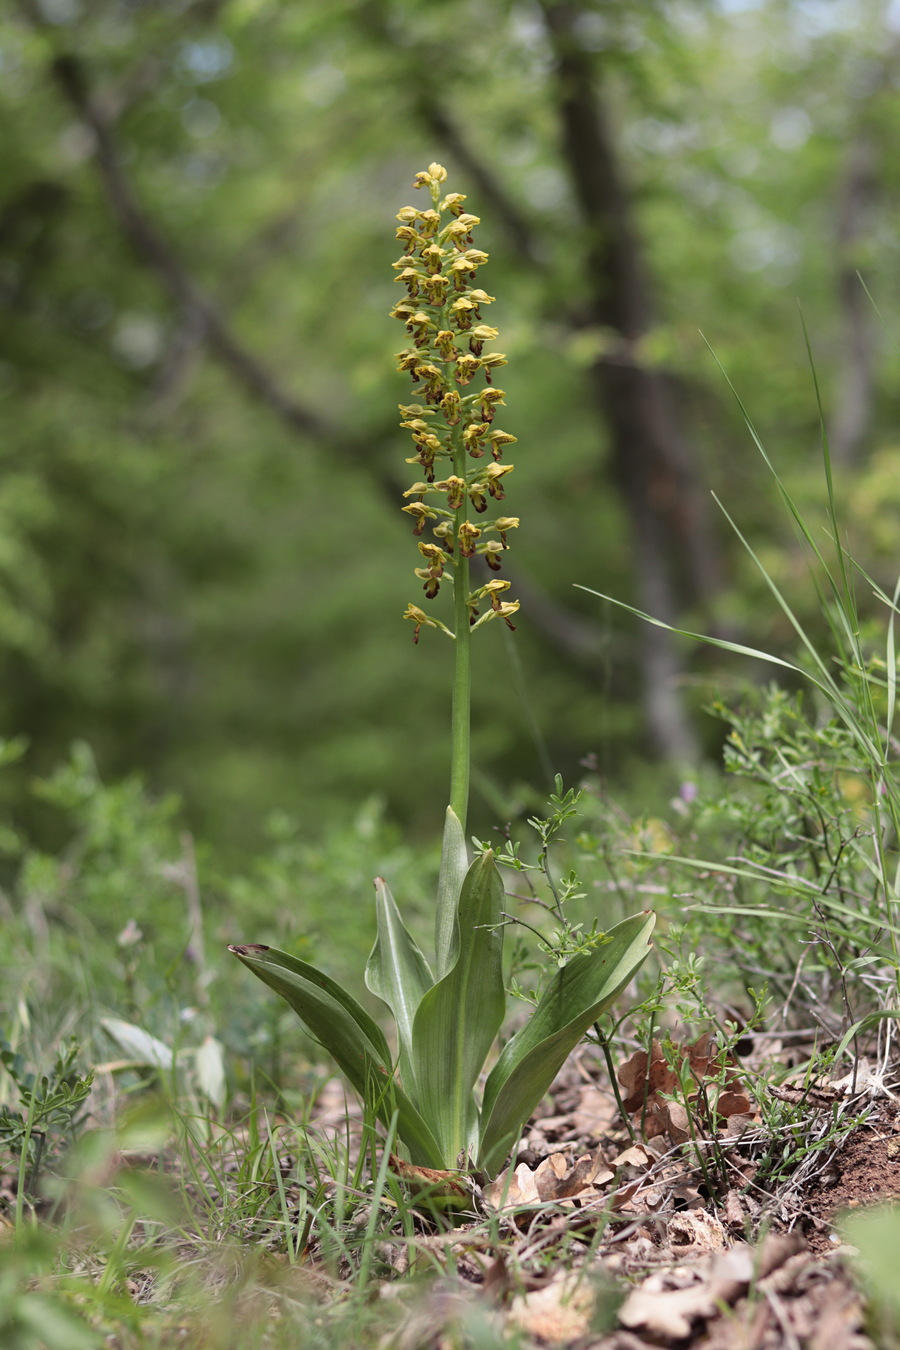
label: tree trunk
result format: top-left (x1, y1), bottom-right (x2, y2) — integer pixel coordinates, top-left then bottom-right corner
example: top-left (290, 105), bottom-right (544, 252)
top-left (540, 0), bottom-right (719, 761)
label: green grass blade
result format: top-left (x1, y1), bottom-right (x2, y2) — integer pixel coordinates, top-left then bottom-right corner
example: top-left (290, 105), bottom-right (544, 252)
top-left (411, 851), bottom-right (506, 1167)
top-left (576, 576), bottom-right (881, 765)
top-left (477, 911), bottom-right (655, 1177)
top-left (365, 876), bottom-right (433, 1090)
top-left (636, 852), bottom-right (900, 939)
top-left (798, 307), bottom-right (855, 607)
top-left (701, 335), bottom-right (845, 584)
top-left (575, 585), bottom-right (806, 675)
top-left (229, 943), bottom-right (443, 1167)
top-left (710, 493), bottom-right (838, 691)
top-left (434, 806), bottom-right (467, 980)
top-left (887, 575), bottom-right (900, 752)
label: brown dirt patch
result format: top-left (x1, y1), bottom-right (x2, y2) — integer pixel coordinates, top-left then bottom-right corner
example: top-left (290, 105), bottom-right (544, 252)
top-left (799, 1110), bottom-right (900, 1253)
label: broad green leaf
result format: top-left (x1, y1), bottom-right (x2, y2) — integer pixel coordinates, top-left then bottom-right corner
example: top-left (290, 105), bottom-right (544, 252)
top-left (195, 1035), bottom-right (226, 1110)
top-left (101, 1017), bottom-right (173, 1070)
top-left (411, 851), bottom-right (506, 1167)
top-left (365, 876), bottom-right (433, 1094)
top-left (229, 943), bottom-right (443, 1167)
top-left (15, 1294), bottom-right (98, 1350)
top-left (477, 911), bottom-right (655, 1177)
top-left (434, 806), bottom-right (468, 980)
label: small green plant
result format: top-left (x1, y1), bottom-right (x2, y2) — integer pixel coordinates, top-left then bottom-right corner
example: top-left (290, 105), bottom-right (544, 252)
top-left (0, 1037), bottom-right (93, 1206)
top-left (231, 164), bottom-right (654, 1184)
top-left (580, 334), bottom-right (900, 1091)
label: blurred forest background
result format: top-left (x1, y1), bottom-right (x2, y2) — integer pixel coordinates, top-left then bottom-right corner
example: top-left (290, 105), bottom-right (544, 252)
top-left (1, 0), bottom-right (899, 857)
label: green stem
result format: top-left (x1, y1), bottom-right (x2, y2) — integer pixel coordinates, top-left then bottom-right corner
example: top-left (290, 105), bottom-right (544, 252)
top-left (450, 528), bottom-right (471, 833)
top-left (444, 275), bottom-right (471, 835)
top-left (593, 1021), bottom-right (637, 1144)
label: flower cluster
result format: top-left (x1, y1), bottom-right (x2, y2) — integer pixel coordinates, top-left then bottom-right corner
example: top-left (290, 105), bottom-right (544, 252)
top-left (392, 163), bottom-right (520, 643)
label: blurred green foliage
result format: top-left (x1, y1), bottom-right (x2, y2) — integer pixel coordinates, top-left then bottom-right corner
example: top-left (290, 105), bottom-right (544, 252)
top-left (1, 0), bottom-right (899, 850)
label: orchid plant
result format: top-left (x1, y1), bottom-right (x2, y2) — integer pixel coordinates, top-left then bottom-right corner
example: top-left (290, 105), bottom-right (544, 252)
top-left (230, 164), bottom-right (655, 1186)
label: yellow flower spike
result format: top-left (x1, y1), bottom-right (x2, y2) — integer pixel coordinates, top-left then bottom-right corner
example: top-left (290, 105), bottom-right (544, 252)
top-left (414, 567), bottom-right (441, 599)
top-left (435, 330), bottom-right (459, 361)
top-left (442, 217), bottom-right (481, 246)
top-left (407, 313), bottom-right (436, 347)
top-left (438, 191), bottom-right (467, 215)
top-left (484, 516), bottom-right (519, 546)
top-left (405, 437), bottom-right (441, 480)
top-left (483, 462), bottom-right (514, 500)
top-left (402, 603), bottom-right (454, 644)
top-left (487, 429), bottom-right (517, 460)
top-left (469, 326), bottom-right (499, 358)
top-left (454, 354), bottom-right (481, 385)
top-left (471, 599), bottom-right (519, 633)
top-left (449, 256), bottom-right (480, 280)
top-left (439, 390), bottom-right (461, 425)
top-left (417, 209), bottom-right (441, 236)
top-left (478, 388), bottom-right (506, 421)
top-left (422, 274), bottom-right (451, 303)
top-left (449, 300), bottom-right (475, 331)
top-left (462, 423), bottom-right (489, 458)
top-left (394, 268), bottom-right (422, 296)
top-left (417, 541), bottom-right (447, 571)
top-left (480, 353), bottom-right (508, 382)
top-left (421, 244), bottom-right (446, 275)
top-left (474, 579), bottom-right (511, 606)
top-left (457, 521), bottom-right (481, 557)
top-left (475, 539), bottom-right (505, 571)
top-left (395, 224), bottom-right (422, 254)
top-left (395, 167), bottom-right (519, 655)
top-left (432, 475), bottom-right (465, 510)
top-left (400, 502), bottom-right (437, 535)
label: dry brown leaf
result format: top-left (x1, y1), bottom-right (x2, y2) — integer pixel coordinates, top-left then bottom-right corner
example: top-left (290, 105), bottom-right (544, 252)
top-left (533, 1151), bottom-right (568, 1199)
top-left (610, 1142), bottom-right (654, 1169)
top-left (388, 1154), bottom-right (470, 1205)
top-left (723, 1110), bottom-right (756, 1138)
top-left (667, 1209), bottom-right (727, 1253)
top-left (618, 1245), bottom-right (755, 1339)
top-left (506, 1272), bottom-right (594, 1343)
top-left (662, 1099), bottom-right (692, 1145)
top-left (484, 1161), bottom-right (540, 1209)
top-left (572, 1084), bottom-right (619, 1138)
top-left (488, 1148), bottom-right (616, 1209)
top-left (618, 1039), bottom-right (679, 1113)
top-left (723, 1188), bottom-right (746, 1229)
top-left (617, 1035), bottom-right (754, 1145)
